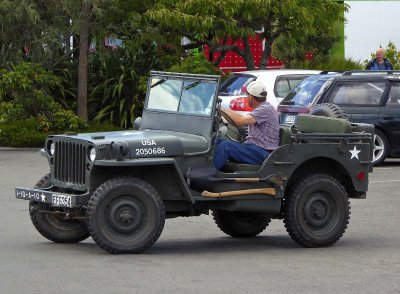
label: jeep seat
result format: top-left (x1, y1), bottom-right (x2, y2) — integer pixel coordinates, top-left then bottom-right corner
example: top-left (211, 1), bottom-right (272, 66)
top-left (221, 161), bottom-right (260, 173)
top-left (220, 125), bottom-right (292, 173)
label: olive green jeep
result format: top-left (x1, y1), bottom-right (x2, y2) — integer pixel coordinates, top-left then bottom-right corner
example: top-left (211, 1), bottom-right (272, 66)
top-left (15, 71), bottom-right (374, 254)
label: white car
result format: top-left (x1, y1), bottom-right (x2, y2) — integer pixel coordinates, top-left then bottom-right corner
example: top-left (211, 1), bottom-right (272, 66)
top-left (218, 69), bottom-right (321, 114)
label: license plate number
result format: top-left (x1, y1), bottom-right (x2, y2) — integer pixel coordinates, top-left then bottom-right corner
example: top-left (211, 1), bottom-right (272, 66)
top-left (283, 114), bottom-right (297, 124)
top-left (52, 194), bottom-right (72, 207)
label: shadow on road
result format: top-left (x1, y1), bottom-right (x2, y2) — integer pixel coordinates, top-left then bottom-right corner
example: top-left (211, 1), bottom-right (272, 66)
top-left (19, 235), bottom-right (365, 256)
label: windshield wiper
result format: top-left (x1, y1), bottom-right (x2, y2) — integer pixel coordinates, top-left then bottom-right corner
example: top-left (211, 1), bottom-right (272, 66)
top-left (184, 81), bottom-right (200, 90)
top-left (151, 78), bottom-right (167, 88)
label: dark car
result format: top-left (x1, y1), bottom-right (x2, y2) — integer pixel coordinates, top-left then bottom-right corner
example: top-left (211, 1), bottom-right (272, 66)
top-left (278, 71), bottom-right (400, 165)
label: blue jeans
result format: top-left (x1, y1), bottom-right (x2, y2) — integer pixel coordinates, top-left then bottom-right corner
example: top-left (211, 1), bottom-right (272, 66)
top-left (213, 139), bottom-right (270, 170)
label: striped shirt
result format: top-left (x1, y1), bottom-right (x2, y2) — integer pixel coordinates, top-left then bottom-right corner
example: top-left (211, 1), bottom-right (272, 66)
top-left (245, 101), bottom-right (280, 151)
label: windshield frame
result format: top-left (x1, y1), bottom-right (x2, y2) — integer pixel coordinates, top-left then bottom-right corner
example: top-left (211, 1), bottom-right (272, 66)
top-left (145, 74), bottom-right (219, 118)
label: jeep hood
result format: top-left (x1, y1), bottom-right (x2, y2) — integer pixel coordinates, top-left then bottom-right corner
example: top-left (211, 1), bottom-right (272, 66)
top-left (50, 130), bottom-right (209, 158)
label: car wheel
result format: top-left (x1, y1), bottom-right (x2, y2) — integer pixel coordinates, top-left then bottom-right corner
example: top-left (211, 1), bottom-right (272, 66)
top-left (310, 103), bottom-right (348, 119)
top-left (283, 173), bottom-right (350, 247)
top-left (87, 177), bottom-right (165, 254)
top-left (373, 129), bottom-right (389, 166)
top-left (212, 210), bottom-right (271, 238)
top-left (29, 174), bottom-right (90, 243)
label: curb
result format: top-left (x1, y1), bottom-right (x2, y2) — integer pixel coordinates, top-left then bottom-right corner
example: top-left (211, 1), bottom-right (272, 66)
top-left (0, 147), bottom-right (41, 151)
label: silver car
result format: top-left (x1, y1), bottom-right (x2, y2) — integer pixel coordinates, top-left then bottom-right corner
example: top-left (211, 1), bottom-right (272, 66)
top-left (218, 69), bottom-right (321, 114)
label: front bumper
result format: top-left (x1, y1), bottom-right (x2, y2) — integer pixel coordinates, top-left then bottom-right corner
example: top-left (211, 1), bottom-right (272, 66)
top-left (15, 187), bottom-right (90, 208)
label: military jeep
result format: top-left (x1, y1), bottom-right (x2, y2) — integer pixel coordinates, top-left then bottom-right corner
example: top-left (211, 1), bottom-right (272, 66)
top-left (15, 71), bottom-right (374, 254)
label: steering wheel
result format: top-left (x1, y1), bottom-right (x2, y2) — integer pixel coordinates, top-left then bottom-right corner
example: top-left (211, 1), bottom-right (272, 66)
top-left (219, 110), bottom-right (245, 143)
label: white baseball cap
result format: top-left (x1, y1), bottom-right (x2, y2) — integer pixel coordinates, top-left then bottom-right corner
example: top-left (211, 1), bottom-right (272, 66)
top-left (246, 81), bottom-right (267, 100)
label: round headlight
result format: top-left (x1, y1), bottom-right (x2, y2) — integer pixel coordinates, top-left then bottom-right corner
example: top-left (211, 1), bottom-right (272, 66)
top-left (89, 147), bottom-right (96, 162)
top-left (48, 142), bottom-right (55, 156)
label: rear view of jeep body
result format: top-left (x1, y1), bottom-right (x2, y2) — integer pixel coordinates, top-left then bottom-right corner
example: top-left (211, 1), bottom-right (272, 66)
top-left (15, 71), bottom-right (374, 254)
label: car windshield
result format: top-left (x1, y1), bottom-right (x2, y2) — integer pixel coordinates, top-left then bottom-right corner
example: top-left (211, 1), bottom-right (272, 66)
top-left (147, 77), bottom-right (217, 116)
top-left (219, 75), bottom-right (255, 96)
top-left (281, 76), bottom-right (334, 106)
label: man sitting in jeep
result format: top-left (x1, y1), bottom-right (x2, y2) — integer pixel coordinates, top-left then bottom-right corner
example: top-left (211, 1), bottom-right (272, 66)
top-left (213, 81), bottom-right (280, 169)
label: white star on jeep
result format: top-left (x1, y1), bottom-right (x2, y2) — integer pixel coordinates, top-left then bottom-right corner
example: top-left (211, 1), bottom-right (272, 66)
top-left (41, 193), bottom-right (46, 201)
top-left (349, 146), bottom-right (361, 160)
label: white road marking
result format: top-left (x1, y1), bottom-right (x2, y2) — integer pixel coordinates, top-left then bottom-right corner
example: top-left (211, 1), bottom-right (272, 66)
top-left (370, 180), bottom-right (400, 183)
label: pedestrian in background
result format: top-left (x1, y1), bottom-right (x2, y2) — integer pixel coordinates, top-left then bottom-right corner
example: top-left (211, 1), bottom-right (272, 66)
top-left (366, 48), bottom-right (394, 70)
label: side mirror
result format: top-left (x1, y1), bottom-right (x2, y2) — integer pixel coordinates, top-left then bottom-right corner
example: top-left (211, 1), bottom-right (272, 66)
top-left (133, 117), bottom-right (142, 130)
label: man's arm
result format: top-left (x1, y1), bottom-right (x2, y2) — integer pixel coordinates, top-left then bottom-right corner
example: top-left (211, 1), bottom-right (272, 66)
top-left (221, 109), bottom-right (256, 127)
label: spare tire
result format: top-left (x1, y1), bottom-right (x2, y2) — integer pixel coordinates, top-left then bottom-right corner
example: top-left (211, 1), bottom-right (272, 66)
top-left (310, 103), bottom-right (348, 120)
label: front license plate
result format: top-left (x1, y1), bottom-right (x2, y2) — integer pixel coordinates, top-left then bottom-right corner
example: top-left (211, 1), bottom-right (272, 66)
top-left (283, 114), bottom-right (297, 124)
top-left (52, 194), bottom-right (72, 208)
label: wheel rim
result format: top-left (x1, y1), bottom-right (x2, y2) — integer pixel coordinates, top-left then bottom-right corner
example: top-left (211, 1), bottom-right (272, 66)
top-left (109, 199), bottom-right (145, 234)
top-left (45, 214), bottom-right (84, 231)
top-left (300, 192), bottom-right (339, 235)
top-left (373, 134), bottom-right (385, 163)
top-left (101, 194), bottom-right (151, 242)
top-left (32, 203), bottom-right (83, 232)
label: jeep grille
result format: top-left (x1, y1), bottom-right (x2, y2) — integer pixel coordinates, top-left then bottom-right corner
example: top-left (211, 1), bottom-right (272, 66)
top-left (53, 141), bottom-right (87, 189)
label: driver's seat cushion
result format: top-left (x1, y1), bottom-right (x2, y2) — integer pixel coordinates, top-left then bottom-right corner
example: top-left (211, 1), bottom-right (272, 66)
top-left (221, 161), bottom-right (260, 173)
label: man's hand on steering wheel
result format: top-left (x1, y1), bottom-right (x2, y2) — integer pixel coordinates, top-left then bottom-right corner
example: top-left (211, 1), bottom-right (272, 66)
top-left (219, 109), bottom-right (246, 143)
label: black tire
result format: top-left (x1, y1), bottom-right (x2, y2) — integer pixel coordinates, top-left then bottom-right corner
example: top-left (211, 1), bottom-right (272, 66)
top-left (87, 177), bottom-right (165, 254)
top-left (29, 174), bottom-right (90, 243)
top-left (310, 103), bottom-right (348, 119)
top-left (212, 210), bottom-right (271, 238)
top-left (283, 173), bottom-right (350, 247)
top-left (373, 129), bottom-right (389, 166)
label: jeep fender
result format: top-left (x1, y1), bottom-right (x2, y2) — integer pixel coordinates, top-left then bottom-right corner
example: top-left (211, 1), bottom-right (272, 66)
top-left (93, 158), bottom-right (194, 204)
top-left (266, 143), bottom-right (371, 197)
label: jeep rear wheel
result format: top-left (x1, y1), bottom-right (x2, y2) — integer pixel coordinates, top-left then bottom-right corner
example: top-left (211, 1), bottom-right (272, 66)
top-left (87, 177), bottom-right (165, 254)
top-left (283, 173), bottom-right (350, 247)
top-left (212, 210), bottom-right (271, 238)
top-left (29, 174), bottom-right (90, 243)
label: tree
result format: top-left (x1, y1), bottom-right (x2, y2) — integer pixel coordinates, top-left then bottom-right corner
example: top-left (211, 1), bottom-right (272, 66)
top-left (0, 0), bottom-right (46, 67)
top-left (86, 0), bottom-right (181, 128)
top-left (0, 0), bottom-right (124, 119)
top-left (146, 0), bottom-right (345, 70)
top-left (62, 0), bottom-right (123, 120)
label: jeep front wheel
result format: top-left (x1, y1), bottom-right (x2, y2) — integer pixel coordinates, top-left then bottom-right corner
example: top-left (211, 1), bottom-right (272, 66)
top-left (212, 210), bottom-right (271, 238)
top-left (283, 173), bottom-right (350, 247)
top-left (29, 174), bottom-right (90, 243)
top-left (87, 177), bottom-right (165, 254)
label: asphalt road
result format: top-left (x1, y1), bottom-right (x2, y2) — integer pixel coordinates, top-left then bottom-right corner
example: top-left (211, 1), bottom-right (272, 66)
top-left (1, 149), bottom-right (399, 294)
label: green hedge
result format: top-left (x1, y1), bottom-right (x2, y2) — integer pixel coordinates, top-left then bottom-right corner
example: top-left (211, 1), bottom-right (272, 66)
top-left (0, 120), bottom-right (122, 148)
top-left (0, 119), bottom-right (46, 147)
